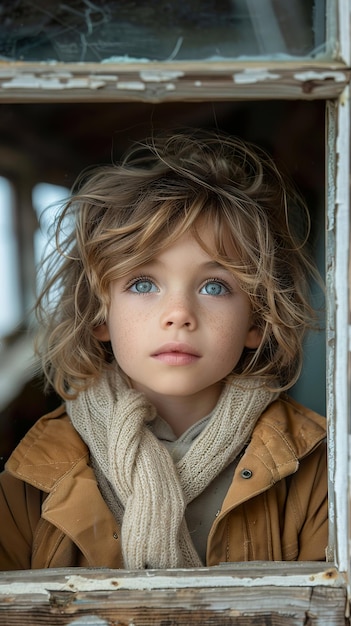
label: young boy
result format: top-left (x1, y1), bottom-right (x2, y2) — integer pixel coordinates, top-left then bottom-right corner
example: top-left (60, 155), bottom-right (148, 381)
top-left (0, 130), bottom-right (327, 570)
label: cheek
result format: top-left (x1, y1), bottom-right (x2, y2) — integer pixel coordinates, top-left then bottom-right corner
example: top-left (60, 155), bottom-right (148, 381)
top-left (107, 309), bottom-right (132, 356)
top-left (209, 307), bottom-right (251, 359)
top-left (107, 305), bottom-right (149, 362)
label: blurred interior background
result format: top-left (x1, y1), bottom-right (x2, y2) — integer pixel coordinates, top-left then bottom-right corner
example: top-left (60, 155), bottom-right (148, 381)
top-left (0, 99), bottom-right (326, 471)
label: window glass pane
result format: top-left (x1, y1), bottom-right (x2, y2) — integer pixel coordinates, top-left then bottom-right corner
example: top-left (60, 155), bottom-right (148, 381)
top-left (0, 177), bottom-right (21, 339)
top-left (0, 0), bottom-right (328, 63)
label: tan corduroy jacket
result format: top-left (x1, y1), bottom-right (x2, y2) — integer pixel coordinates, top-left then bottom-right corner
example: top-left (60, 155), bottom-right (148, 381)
top-left (0, 395), bottom-right (328, 570)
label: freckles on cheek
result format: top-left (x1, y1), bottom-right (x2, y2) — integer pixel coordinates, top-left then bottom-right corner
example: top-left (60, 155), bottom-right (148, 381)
top-left (209, 310), bottom-right (232, 338)
top-left (114, 318), bottom-right (134, 345)
top-left (213, 312), bottom-right (249, 354)
top-left (109, 308), bottom-right (145, 356)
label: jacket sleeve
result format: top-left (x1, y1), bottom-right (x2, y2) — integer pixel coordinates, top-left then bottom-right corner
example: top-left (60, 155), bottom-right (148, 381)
top-left (293, 441), bottom-right (328, 561)
top-left (0, 470), bottom-right (43, 570)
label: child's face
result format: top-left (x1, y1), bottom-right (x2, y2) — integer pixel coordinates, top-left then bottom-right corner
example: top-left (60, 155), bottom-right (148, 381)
top-left (96, 226), bottom-right (261, 420)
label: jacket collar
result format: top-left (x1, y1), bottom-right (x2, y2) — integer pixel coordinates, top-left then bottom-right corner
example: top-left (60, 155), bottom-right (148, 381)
top-left (7, 396), bottom-right (325, 493)
top-left (6, 405), bottom-right (88, 491)
top-left (6, 396), bottom-right (326, 565)
top-left (40, 455), bottom-right (122, 567)
top-left (220, 394), bottom-right (326, 513)
top-left (6, 406), bottom-right (122, 567)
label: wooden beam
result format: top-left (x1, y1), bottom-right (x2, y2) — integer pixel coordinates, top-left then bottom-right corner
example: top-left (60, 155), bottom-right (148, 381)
top-left (0, 61), bottom-right (349, 103)
top-left (0, 564), bottom-right (348, 625)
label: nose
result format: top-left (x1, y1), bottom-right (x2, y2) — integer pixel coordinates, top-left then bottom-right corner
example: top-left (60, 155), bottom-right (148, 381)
top-left (160, 295), bottom-right (197, 330)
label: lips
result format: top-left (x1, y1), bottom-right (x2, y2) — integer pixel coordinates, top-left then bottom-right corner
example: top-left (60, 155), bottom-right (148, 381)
top-left (153, 342), bottom-right (200, 356)
top-left (152, 342), bottom-right (201, 366)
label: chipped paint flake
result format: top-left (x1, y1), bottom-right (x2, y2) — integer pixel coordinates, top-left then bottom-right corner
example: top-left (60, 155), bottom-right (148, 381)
top-left (139, 70), bottom-right (184, 82)
top-left (43, 72), bottom-right (73, 79)
top-left (233, 69), bottom-right (280, 84)
top-left (65, 78), bottom-right (105, 89)
top-left (1, 73), bottom-right (105, 90)
top-left (294, 71), bottom-right (347, 82)
top-left (93, 74), bottom-right (119, 82)
top-left (116, 81), bottom-right (145, 90)
top-left (2, 74), bottom-right (63, 89)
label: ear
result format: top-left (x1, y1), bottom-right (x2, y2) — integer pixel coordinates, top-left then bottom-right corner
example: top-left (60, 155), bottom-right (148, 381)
top-left (244, 324), bottom-right (262, 350)
top-left (93, 323), bottom-right (110, 342)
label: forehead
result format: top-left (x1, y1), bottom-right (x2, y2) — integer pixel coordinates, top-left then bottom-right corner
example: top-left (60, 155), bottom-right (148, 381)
top-left (140, 222), bottom-right (240, 280)
top-left (187, 217), bottom-right (239, 262)
top-left (151, 229), bottom-right (219, 264)
top-left (157, 210), bottom-right (236, 252)
top-left (155, 221), bottom-right (219, 261)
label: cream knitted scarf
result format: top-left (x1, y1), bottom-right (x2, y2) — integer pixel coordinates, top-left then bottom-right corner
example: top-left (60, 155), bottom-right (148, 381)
top-left (66, 369), bottom-right (277, 570)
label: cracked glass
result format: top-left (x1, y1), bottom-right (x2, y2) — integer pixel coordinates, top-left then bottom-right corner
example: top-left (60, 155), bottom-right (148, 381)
top-left (0, 0), bottom-right (328, 63)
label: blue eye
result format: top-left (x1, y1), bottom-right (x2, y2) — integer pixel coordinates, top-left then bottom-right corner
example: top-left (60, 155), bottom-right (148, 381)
top-left (129, 279), bottom-right (158, 294)
top-left (201, 281), bottom-right (229, 296)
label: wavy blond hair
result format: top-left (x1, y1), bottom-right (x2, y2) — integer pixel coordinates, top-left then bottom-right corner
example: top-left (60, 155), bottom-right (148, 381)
top-left (35, 130), bottom-right (321, 398)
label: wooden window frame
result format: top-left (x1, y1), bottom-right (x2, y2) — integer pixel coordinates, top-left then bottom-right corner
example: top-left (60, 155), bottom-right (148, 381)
top-left (0, 1), bottom-right (350, 624)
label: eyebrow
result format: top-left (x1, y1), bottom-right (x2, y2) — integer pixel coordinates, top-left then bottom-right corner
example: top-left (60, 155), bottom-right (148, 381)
top-left (198, 260), bottom-right (235, 276)
top-left (142, 259), bottom-right (236, 282)
top-left (202, 261), bottom-right (228, 270)
top-left (139, 259), bottom-right (229, 272)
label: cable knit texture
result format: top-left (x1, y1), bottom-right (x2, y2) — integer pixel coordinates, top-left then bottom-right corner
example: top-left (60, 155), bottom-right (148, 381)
top-left (66, 368), bottom-right (277, 569)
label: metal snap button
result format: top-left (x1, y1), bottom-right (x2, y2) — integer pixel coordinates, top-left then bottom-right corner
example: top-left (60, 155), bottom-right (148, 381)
top-left (241, 468), bottom-right (253, 479)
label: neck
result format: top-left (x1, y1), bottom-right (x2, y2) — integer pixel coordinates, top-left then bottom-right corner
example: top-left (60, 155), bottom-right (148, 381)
top-left (132, 383), bottom-right (224, 437)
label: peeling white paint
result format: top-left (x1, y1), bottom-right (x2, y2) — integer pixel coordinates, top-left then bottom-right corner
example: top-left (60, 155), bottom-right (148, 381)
top-left (92, 74), bottom-right (119, 82)
top-left (2, 75), bottom-right (63, 89)
top-left (116, 81), bottom-right (145, 90)
top-left (294, 71), bottom-right (347, 82)
top-left (139, 70), bottom-right (184, 82)
top-left (42, 72), bottom-right (73, 79)
top-left (0, 582), bottom-right (53, 597)
top-left (332, 85), bottom-right (351, 576)
top-left (233, 69), bottom-right (280, 84)
top-left (0, 568), bottom-right (343, 597)
top-left (66, 618), bottom-right (109, 626)
top-left (194, 81), bottom-right (202, 87)
top-left (64, 78), bottom-right (106, 89)
top-left (61, 570), bottom-right (343, 591)
top-left (1, 74), bottom-right (105, 89)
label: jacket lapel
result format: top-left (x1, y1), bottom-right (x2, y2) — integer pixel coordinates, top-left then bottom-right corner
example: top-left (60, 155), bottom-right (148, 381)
top-left (41, 458), bottom-right (122, 567)
top-left (218, 395), bottom-right (326, 515)
top-left (6, 406), bottom-right (122, 567)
